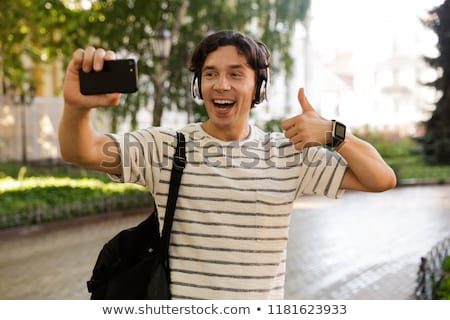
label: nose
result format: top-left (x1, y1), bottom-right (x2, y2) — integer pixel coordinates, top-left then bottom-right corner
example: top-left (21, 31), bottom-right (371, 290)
top-left (213, 74), bottom-right (231, 92)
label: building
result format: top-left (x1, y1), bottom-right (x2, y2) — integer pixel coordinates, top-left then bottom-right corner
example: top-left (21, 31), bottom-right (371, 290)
top-left (0, 61), bottom-right (64, 163)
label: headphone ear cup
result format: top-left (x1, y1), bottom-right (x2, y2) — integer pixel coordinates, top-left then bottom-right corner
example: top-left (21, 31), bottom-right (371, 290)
top-left (191, 75), bottom-right (202, 100)
top-left (258, 79), bottom-right (267, 104)
top-left (255, 68), bottom-right (270, 104)
top-left (254, 78), bottom-right (267, 104)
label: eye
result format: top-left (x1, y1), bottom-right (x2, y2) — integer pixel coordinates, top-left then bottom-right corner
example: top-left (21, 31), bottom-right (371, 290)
top-left (203, 71), bottom-right (217, 79)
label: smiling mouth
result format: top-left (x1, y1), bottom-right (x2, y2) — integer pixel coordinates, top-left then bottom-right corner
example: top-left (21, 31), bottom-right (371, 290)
top-left (213, 99), bottom-right (235, 108)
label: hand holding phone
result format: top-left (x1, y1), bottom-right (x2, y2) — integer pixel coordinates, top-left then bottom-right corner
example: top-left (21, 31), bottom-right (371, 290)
top-left (79, 59), bottom-right (138, 95)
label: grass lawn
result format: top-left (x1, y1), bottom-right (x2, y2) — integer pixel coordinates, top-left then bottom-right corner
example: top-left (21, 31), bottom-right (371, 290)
top-left (0, 162), bottom-right (152, 229)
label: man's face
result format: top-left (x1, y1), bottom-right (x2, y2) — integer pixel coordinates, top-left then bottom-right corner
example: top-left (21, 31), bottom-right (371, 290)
top-left (201, 45), bottom-right (257, 140)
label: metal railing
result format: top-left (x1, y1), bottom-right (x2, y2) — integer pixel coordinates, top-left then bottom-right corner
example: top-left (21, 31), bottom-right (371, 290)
top-left (416, 236), bottom-right (450, 299)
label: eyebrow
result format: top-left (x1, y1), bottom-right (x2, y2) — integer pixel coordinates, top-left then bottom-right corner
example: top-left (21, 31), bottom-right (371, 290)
top-left (202, 64), bottom-right (249, 72)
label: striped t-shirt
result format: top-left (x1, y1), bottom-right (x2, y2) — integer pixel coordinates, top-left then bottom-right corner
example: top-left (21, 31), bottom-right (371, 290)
top-left (108, 123), bottom-right (347, 299)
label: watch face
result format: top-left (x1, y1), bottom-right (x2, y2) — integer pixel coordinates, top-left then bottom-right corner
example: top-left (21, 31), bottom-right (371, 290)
top-left (335, 123), bottom-right (346, 138)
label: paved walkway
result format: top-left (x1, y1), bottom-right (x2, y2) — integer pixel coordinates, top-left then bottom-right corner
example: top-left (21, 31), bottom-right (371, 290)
top-left (0, 185), bottom-right (449, 299)
top-left (285, 184), bottom-right (450, 299)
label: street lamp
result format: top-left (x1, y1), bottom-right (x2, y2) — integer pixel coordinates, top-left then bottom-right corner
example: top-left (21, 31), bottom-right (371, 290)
top-left (150, 27), bottom-right (172, 126)
top-left (6, 83), bottom-right (35, 164)
top-left (151, 27), bottom-right (172, 60)
top-left (21, 85), bottom-right (35, 164)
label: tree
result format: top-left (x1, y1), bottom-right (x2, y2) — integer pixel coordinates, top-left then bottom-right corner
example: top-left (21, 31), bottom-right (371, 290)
top-left (421, 0), bottom-right (450, 164)
top-left (83, 0), bottom-right (311, 129)
top-left (76, 0), bottom-right (186, 130)
top-left (0, 0), bottom-right (96, 96)
top-left (1, 0), bottom-right (311, 130)
top-left (167, 0), bottom-right (311, 125)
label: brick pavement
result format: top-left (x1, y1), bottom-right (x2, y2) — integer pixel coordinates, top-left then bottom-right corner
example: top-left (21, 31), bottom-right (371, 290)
top-left (0, 185), bottom-right (449, 299)
top-left (285, 184), bottom-right (450, 299)
top-left (0, 210), bottom-right (149, 300)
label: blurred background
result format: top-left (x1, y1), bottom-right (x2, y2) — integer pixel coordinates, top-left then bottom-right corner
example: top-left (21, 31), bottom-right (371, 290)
top-left (1, 0), bottom-right (450, 300)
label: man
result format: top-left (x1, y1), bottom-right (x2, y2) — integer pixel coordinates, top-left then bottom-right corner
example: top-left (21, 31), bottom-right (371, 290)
top-left (59, 30), bottom-right (396, 299)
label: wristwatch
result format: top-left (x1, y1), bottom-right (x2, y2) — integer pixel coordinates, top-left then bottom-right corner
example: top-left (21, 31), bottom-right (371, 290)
top-left (326, 120), bottom-right (346, 151)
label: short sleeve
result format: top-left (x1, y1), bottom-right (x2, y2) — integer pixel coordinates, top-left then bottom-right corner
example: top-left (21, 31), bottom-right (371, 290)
top-left (298, 147), bottom-right (348, 199)
top-left (105, 132), bottom-right (150, 187)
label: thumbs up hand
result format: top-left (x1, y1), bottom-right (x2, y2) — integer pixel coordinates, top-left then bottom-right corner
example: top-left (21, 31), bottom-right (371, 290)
top-left (281, 88), bottom-right (332, 150)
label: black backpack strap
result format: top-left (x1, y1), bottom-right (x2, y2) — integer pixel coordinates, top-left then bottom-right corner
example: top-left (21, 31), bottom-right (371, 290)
top-left (161, 131), bottom-right (185, 262)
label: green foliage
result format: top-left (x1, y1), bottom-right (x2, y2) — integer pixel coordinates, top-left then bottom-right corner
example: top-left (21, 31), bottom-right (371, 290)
top-left (420, 0), bottom-right (450, 165)
top-left (0, 176), bottom-right (147, 215)
top-left (420, 133), bottom-right (450, 165)
top-left (1, 0), bottom-right (311, 129)
top-left (442, 256), bottom-right (450, 272)
top-left (352, 128), bottom-right (450, 181)
top-left (0, 162), bottom-right (107, 180)
top-left (352, 128), bottom-right (419, 160)
top-left (0, 0), bottom-right (92, 93)
top-left (434, 256), bottom-right (450, 300)
top-left (264, 118), bottom-right (284, 132)
top-left (192, 100), bottom-right (209, 123)
top-left (0, 163), bottom-right (150, 229)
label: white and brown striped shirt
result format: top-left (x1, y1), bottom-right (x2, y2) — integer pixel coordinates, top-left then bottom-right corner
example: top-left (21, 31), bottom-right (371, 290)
top-left (108, 123), bottom-right (347, 299)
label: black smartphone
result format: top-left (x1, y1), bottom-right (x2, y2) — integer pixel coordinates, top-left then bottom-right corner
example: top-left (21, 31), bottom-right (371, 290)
top-left (79, 59), bottom-right (138, 95)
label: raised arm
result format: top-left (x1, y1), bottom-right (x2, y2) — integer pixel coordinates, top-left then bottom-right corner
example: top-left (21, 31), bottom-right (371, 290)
top-left (282, 88), bottom-right (397, 192)
top-left (59, 47), bottom-right (122, 174)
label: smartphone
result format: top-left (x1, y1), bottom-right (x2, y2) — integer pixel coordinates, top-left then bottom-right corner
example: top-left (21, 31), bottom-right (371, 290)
top-left (79, 59), bottom-right (138, 95)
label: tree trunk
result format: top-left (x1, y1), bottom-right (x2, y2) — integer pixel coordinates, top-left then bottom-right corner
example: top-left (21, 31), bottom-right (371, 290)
top-left (151, 0), bottom-right (189, 127)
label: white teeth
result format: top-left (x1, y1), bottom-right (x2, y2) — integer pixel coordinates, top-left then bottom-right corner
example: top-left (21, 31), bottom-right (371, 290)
top-left (214, 100), bottom-right (234, 104)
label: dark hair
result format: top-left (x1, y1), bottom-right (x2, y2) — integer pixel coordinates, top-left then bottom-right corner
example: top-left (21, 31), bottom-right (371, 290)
top-left (189, 30), bottom-right (271, 104)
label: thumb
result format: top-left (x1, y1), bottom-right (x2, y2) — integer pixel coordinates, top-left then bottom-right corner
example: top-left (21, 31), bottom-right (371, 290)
top-left (298, 87), bottom-right (315, 113)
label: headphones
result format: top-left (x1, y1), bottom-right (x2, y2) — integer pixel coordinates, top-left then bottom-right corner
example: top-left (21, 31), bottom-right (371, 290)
top-left (191, 74), bottom-right (202, 100)
top-left (191, 68), bottom-right (270, 105)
